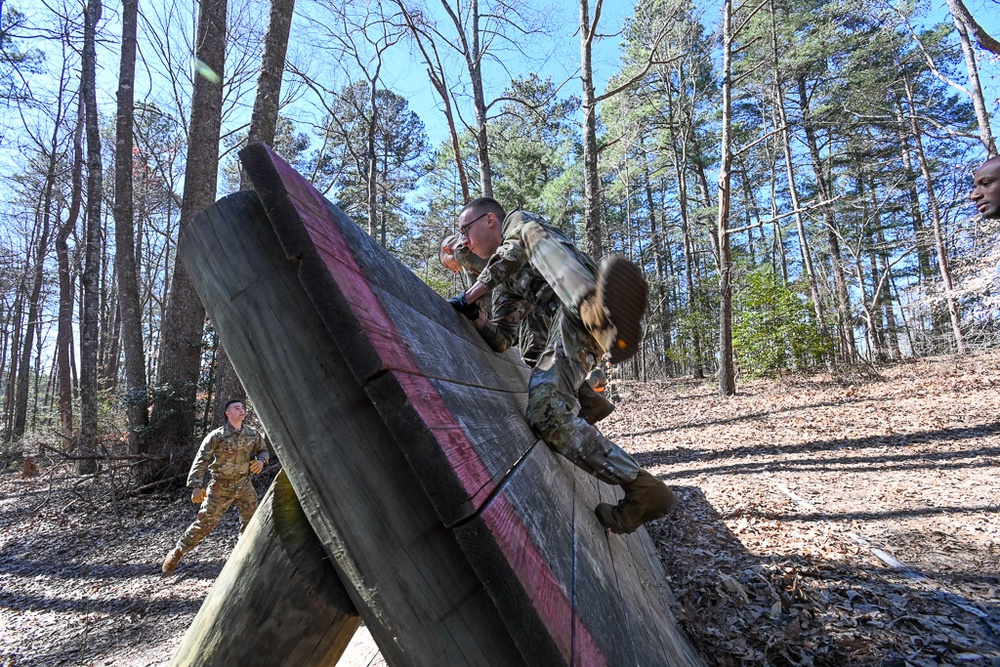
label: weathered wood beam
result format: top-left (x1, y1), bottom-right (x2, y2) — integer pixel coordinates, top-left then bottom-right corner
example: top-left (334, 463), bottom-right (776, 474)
top-left (170, 469), bottom-right (360, 666)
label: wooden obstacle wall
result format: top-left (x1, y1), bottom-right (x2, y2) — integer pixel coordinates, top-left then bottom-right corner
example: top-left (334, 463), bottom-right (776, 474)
top-left (176, 143), bottom-right (703, 666)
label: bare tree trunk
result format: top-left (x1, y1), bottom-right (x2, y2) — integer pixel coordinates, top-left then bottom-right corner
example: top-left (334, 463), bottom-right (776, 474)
top-left (79, 0), bottom-right (104, 474)
top-left (438, 0), bottom-right (492, 197)
top-left (114, 0), bottom-right (148, 452)
top-left (579, 0), bottom-right (603, 259)
top-left (903, 78), bottom-right (967, 354)
top-left (218, 0), bottom-right (297, 427)
top-left (55, 100), bottom-right (83, 437)
top-left (716, 0), bottom-right (735, 396)
top-left (147, 0), bottom-right (227, 475)
top-left (769, 1), bottom-right (823, 326)
top-left (397, 4), bottom-right (470, 202)
top-left (945, 0), bottom-right (998, 154)
top-left (796, 76), bottom-right (856, 363)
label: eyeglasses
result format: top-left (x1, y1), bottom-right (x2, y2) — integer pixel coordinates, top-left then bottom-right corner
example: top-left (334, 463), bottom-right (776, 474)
top-left (459, 212), bottom-right (489, 237)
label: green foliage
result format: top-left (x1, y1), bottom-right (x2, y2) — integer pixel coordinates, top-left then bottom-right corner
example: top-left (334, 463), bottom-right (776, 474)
top-left (733, 267), bottom-right (832, 377)
top-left (1, 6), bottom-right (44, 104)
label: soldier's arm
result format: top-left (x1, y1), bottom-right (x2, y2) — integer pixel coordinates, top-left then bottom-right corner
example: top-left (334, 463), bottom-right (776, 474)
top-left (251, 431), bottom-right (269, 464)
top-left (185, 432), bottom-right (216, 489)
top-left (476, 291), bottom-right (525, 354)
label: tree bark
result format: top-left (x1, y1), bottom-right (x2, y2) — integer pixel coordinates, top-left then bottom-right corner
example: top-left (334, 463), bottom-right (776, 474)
top-left (147, 0), bottom-right (227, 474)
top-left (580, 0), bottom-right (603, 258)
top-left (55, 100), bottom-right (84, 437)
top-left (796, 75), bottom-right (856, 363)
top-left (114, 0), bottom-right (149, 452)
top-left (945, 0), bottom-right (997, 155)
top-left (217, 0), bottom-right (297, 428)
top-left (903, 78), bottom-right (967, 354)
top-left (716, 0), bottom-right (735, 396)
top-left (79, 0), bottom-right (104, 474)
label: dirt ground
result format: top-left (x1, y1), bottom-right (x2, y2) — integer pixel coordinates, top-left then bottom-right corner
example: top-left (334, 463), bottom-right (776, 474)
top-left (1, 352), bottom-right (998, 666)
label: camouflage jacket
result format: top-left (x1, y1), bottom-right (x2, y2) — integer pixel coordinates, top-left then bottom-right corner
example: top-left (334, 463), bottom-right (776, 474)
top-left (474, 211), bottom-right (597, 365)
top-left (186, 422), bottom-right (269, 489)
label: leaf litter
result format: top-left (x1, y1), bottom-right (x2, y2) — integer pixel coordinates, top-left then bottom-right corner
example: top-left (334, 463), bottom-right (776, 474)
top-left (1, 352), bottom-right (998, 666)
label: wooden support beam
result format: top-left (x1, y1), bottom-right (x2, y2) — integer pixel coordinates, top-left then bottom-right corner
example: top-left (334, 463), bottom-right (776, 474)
top-left (176, 144), bottom-right (704, 666)
top-left (170, 469), bottom-right (360, 666)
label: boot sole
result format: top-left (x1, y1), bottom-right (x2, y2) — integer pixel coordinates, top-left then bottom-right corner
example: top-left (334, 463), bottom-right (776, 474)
top-left (597, 256), bottom-right (648, 363)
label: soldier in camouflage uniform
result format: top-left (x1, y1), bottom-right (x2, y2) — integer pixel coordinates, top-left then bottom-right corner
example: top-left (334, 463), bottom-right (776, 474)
top-left (441, 233), bottom-right (614, 425)
top-left (448, 198), bottom-right (677, 534)
top-left (162, 400), bottom-right (270, 575)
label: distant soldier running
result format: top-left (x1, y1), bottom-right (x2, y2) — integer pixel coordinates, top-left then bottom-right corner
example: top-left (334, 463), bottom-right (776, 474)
top-left (162, 400), bottom-right (269, 575)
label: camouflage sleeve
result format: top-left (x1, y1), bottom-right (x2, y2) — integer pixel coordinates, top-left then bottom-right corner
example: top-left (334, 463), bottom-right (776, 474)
top-left (474, 236), bottom-right (529, 293)
top-left (453, 245), bottom-right (487, 277)
top-left (252, 431), bottom-right (269, 463)
top-left (186, 431), bottom-right (217, 488)
top-left (477, 290), bottom-right (527, 354)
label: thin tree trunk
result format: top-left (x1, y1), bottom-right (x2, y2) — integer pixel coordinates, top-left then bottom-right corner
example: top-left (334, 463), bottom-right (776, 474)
top-left (580, 0), bottom-right (603, 259)
top-left (945, 0), bottom-right (997, 154)
top-left (796, 75), bottom-right (856, 363)
top-left (903, 78), bottom-right (967, 354)
top-left (55, 99), bottom-right (83, 437)
top-left (716, 0), bottom-right (736, 396)
top-left (114, 0), bottom-right (149, 451)
top-left (146, 0), bottom-right (227, 475)
top-left (79, 0), bottom-right (104, 474)
top-left (218, 0), bottom-right (296, 428)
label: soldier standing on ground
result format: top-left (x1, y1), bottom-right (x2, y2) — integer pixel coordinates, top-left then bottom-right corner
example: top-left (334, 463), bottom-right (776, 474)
top-left (162, 400), bottom-right (269, 575)
top-left (447, 198), bottom-right (677, 534)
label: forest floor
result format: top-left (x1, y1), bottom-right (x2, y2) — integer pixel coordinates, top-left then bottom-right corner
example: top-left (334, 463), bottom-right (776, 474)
top-left (0, 351), bottom-right (998, 666)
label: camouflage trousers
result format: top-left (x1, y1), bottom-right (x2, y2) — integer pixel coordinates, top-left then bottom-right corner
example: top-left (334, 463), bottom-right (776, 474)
top-left (175, 478), bottom-right (258, 554)
top-left (526, 309), bottom-right (640, 486)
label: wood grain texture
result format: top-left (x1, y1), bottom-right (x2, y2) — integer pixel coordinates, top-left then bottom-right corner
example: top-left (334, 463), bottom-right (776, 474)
top-left (170, 469), bottom-right (360, 666)
top-left (179, 192), bottom-right (527, 666)
top-left (179, 146), bottom-right (705, 666)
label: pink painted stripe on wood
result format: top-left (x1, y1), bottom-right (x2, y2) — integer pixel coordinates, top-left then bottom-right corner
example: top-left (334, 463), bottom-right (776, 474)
top-left (256, 145), bottom-right (606, 666)
top-left (483, 494), bottom-right (607, 666)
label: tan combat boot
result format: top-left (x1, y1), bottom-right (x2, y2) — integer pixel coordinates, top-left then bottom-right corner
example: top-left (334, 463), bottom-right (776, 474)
top-left (579, 255), bottom-right (648, 364)
top-left (162, 547), bottom-right (183, 576)
top-left (595, 470), bottom-right (678, 534)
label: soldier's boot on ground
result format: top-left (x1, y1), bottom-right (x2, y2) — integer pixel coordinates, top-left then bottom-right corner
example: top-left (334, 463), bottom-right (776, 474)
top-left (577, 385), bottom-right (615, 424)
top-left (579, 255), bottom-right (649, 364)
top-left (595, 469), bottom-right (678, 534)
top-left (162, 547), bottom-right (183, 576)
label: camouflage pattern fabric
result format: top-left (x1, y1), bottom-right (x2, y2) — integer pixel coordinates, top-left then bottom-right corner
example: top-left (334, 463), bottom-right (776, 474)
top-left (176, 478), bottom-right (260, 552)
top-left (473, 211), bottom-right (639, 485)
top-left (175, 423), bottom-right (269, 554)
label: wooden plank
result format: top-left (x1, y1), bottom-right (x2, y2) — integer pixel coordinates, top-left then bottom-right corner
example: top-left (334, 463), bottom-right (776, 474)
top-left (235, 144), bottom-right (704, 665)
top-left (179, 191), bottom-right (528, 666)
top-left (170, 469), bottom-right (360, 666)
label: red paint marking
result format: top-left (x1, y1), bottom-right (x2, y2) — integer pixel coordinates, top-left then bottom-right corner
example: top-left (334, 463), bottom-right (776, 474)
top-left (484, 494), bottom-right (607, 666)
top-left (255, 146), bottom-right (607, 665)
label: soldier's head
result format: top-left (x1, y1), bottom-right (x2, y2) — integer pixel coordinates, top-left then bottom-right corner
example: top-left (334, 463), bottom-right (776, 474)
top-left (439, 234), bottom-right (463, 274)
top-left (458, 197), bottom-right (506, 259)
top-left (971, 155), bottom-right (1000, 220)
top-left (224, 400), bottom-right (246, 427)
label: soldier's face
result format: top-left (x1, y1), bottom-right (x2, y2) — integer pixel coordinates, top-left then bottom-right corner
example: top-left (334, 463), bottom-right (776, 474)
top-left (225, 403), bottom-right (245, 422)
top-left (971, 158), bottom-right (1000, 220)
top-left (459, 209), bottom-right (500, 259)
